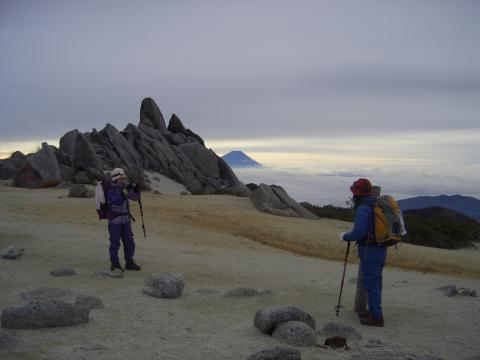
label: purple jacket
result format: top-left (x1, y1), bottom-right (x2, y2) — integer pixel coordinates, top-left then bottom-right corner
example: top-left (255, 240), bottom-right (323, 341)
top-left (106, 182), bottom-right (139, 224)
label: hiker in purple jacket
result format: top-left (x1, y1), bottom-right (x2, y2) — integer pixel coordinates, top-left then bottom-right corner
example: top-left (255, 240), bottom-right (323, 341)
top-left (107, 168), bottom-right (141, 271)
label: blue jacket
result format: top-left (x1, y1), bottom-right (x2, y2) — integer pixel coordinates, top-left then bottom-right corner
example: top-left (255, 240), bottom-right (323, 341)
top-left (343, 195), bottom-right (375, 244)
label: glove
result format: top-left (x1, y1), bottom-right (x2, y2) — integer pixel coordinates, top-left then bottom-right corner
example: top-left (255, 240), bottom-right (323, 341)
top-left (126, 182), bottom-right (139, 192)
top-left (339, 232), bottom-right (348, 241)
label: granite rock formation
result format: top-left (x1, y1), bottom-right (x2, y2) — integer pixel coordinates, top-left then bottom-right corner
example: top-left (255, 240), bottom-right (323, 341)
top-left (1, 98), bottom-right (246, 195)
top-left (250, 184), bottom-right (317, 219)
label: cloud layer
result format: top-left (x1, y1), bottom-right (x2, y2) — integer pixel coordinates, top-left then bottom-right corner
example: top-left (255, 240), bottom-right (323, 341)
top-left (235, 167), bottom-right (480, 206)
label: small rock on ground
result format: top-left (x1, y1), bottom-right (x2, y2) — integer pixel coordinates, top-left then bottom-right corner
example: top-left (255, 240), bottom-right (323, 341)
top-left (1, 246), bottom-right (24, 260)
top-left (437, 285), bottom-right (478, 297)
top-left (50, 266), bottom-right (76, 277)
top-left (247, 346), bottom-right (302, 360)
top-left (457, 287), bottom-right (478, 297)
top-left (272, 321), bottom-right (316, 347)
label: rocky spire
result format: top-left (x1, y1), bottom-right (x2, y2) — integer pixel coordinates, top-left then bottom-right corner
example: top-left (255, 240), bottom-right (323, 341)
top-left (139, 97), bottom-right (166, 132)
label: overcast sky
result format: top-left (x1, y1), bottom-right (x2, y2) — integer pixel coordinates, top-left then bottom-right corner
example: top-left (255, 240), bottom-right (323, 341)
top-left (1, 0), bottom-right (479, 199)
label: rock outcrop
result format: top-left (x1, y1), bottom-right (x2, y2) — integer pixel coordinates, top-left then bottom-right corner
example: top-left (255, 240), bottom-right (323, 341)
top-left (250, 184), bottom-right (317, 219)
top-left (12, 143), bottom-right (62, 188)
top-left (2, 98), bottom-right (245, 194)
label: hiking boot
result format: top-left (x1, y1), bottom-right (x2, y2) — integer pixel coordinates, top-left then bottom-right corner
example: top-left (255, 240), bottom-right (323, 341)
top-left (360, 315), bottom-right (384, 327)
top-left (110, 263), bottom-right (125, 272)
top-left (125, 259), bottom-right (141, 271)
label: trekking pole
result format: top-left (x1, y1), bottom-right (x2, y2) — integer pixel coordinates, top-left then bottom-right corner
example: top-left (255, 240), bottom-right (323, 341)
top-left (137, 191), bottom-right (147, 239)
top-left (335, 241), bottom-right (351, 316)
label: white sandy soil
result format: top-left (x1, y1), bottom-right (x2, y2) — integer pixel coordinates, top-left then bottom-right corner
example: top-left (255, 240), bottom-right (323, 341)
top-left (0, 185), bottom-right (479, 360)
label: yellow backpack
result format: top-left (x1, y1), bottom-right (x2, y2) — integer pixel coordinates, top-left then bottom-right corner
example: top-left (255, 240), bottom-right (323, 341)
top-left (370, 195), bottom-right (406, 247)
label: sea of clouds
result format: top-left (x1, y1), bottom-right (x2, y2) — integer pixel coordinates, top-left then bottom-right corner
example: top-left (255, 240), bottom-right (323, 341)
top-left (235, 167), bottom-right (480, 207)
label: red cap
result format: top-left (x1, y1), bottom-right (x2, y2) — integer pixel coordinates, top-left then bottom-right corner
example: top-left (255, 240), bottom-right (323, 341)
top-left (350, 178), bottom-right (372, 196)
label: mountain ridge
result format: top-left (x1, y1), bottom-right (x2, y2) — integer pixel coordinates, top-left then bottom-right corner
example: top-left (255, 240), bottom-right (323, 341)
top-left (398, 194), bottom-right (480, 222)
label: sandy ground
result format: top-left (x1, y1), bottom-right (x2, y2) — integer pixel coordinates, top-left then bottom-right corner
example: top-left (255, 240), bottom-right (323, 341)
top-left (0, 185), bottom-right (479, 360)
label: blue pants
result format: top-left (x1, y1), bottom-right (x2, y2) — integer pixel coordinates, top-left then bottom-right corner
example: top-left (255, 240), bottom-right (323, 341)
top-left (108, 222), bottom-right (135, 265)
top-left (358, 244), bottom-right (387, 319)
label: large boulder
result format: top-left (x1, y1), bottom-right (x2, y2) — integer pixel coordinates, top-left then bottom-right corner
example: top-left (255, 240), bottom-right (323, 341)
top-left (251, 184), bottom-right (317, 219)
top-left (272, 321), bottom-right (316, 347)
top-left (143, 273), bottom-right (185, 299)
top-left (12, 143), bottom-right (62, 188)
top-left (0, 154), bottom-right (26, 180)
top-left (254, 305), bottom-right (316, 335)
top-left (139, 97), bottom-right (166, 132)
top-left (1, 301), bottom-right (89, 329)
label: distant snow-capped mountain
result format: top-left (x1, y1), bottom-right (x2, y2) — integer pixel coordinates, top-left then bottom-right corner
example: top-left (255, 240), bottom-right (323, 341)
top-left (221, 151), bottom-right (262, 168)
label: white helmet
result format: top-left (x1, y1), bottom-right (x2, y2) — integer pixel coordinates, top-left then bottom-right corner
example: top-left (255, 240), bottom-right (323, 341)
top-left (111, 168), bottom-right (126, 182)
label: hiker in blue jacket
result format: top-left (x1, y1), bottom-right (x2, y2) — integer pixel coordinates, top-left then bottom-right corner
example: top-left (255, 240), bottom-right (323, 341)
top-left (107, 168), bottom-right (141, 272)
top-left (342, 178), bottom-right (387, 327)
